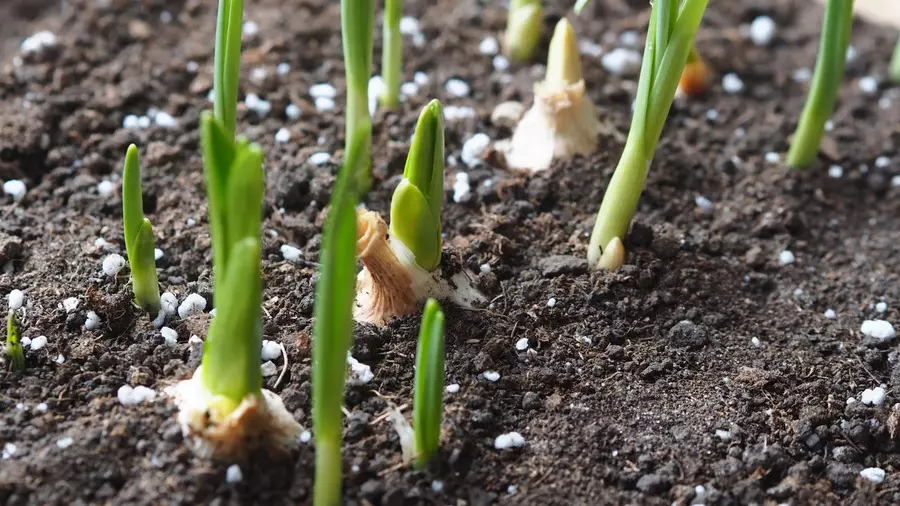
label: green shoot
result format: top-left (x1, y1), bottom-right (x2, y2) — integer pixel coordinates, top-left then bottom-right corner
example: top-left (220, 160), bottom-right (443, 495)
top-left (122, 145), bottom-right (161, 315)
top-left (389, 99), bottom-right (445, 272)
top-left (413, 299), bottom-right (446, 468)
top-left (786, 0), bottom-right (853, 170)
top-left (889, 33), bottom-right (900, 84)
top-left (505, 0), bottom-right (542, 62)
top-left (198, 112), bottom-right (265, 416)
top-left (213, 0), bottom-right (244, 139)
top-left (573, 0), bottom-right (591, 15)
top-left (341, 0), bottom-right (375, 192)
top-left (6, 310), bottom-right (24, 372)
top-left (588, 0), bottom-right (709, 270)
top-left (381, 0), bottom-right (403, 108)
top-left (312, 121), bottom-right (371, 506)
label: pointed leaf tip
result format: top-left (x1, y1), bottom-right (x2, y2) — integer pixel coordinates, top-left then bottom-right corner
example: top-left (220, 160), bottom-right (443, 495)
top-left (546, 18), bottom-right (582, 86)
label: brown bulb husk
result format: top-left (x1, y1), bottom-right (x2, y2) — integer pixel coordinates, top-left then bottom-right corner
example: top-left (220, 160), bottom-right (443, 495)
top-left (354, 210), bottom-right (417, 326)
top-left (170, 369), bottom-right (302, 461)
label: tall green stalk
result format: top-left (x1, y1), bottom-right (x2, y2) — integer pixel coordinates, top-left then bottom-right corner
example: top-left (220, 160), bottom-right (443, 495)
top-left (888, 34), bottom-right (900, 84)
top-left (413, 299), bottom-right (445, 468)
top-left (122, 145), bottom-right (161, 315)
top-left (312, 122), bottom-right (371, 506)
top-left (213, 0), bottom-right (244, 140)
top-left (198, 113), bottom-right (265, 416)
top-left (786, 0), bottom-right (853, 170)
top-left (587, 0), bottom-right (709, 269)
top-left (381, 0), bottom-right (402, 108)
top-left (341, 0), bottom-right (375, 192)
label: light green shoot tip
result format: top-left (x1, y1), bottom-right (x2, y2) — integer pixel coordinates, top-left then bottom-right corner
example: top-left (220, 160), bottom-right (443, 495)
top-left (505, 0), bottom-right (543, 62)
top-left (7, 310), bottom-right (24, 372)
top-left (390, 100), bottom-right (445, 272)
top-left (122, 145), bottom-right (161, 315)
top-left (413, 299), bottom-right (446, 468)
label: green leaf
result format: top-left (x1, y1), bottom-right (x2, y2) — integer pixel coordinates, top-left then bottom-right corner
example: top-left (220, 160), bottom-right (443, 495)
top-left (413, 299), bottom-right (446, 468)
top-left (341, 0), bottom-right (375, 193)
top-left (6, 310), bottom-right (24, 372)
top-left (573, 0), bottom-right (591, 15)
top-left (390, 100), bottom-right (444, 271)
top-left (122, 144), bottom-right (144, 254)
top-left (312, 121), bottom-right (368, 506)
top-left (380, 0), bottom-right (403, 108)
top-left (122, 145), bottom-right (160, 314)
top-left (200, 237), bottom-right (262, 404)
top-left (214, 0), bottom-right (244, 139)
top-left (505, 1), bottom-right (543, 62)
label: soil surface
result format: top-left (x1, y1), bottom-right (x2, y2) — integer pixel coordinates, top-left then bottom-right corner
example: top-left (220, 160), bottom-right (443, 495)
top-left (2, 0), bottom-right (900, 505)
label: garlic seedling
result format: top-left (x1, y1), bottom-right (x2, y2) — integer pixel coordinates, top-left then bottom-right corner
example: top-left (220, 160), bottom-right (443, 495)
top-left (412, 299), bottom-right (446, 468)
top-left (6, 310), bottom-right (24, 372)
top-left (170, 114), bottom-right (300, 460)
top-left (588, 0), bottom-right (709, 270)
top-left (504, 0), bottom-right (542, 62)
top-left (122, 145), bottom-right (161, 315)
top-left (380, 0), bottom-right (403, 108)
top-left (505, 18), bottom-right (611, 172)
top-left (342, 0), bottom-right (375, 191)
top-left (787, 0), bottom-right (852, 169)
top-left (355, 100), bottom-right (483, 326)
top-left (677, 46), bottom-right (711, 97)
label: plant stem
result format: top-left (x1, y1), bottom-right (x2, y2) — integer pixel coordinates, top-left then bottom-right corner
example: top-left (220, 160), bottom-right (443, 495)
top-left (122, 145), bottom-right (160, 314)
top-left (214, 0), bottom-right (244, 139)
top-left (889, 34), bottom-right (900, 84)
top-left (381, 0), bottom-right (402, 108)
top-left (341, 0), bottom-right (375, 192)
top-left (413, 299), bottom-right (445, 468)
top-left (314, 441), bottom-right (343, 506)
top-left (786, 0), bottom-right (853, 170)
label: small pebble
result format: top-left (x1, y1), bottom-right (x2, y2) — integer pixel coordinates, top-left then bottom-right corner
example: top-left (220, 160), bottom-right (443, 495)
top-left (261, 340), bottom-right (282, 361)
top-left (860, 467), bottom-right (886, 484)
top-left (275, 128), bottom-right (291, 144)
top-left (400, 82), bottom-right (419, 98)
top-left (479, 263), bottom-right (492, 274)
top-left (3, 180), bottom-right (27, 201)
top-left (117, 385), bottom-right (156, 405)
top-left (299, 430), bottom-right (312, 443)
top-left (493, 432), bottom-right (526, 449)
top-left (846, 45), bottom-right (858, 62)
top-left (858, 76), bottom-right (878, 95)
top-left (414, 71), bottom-right (430, 86)
top-left (792, 67), bottom-right (812, 83)
top-left (62, 297), bottom-right (79, 313)
top-left (479, 36), bottom-right (499, 55)
top-left (875, 156), bottom-right (890, 169)
top-left (445, 78), bottom-right (471, 98)
top-left (399, 16), bottom-right (420, 36)
top-left (244, 94), bottom-right (272, 116)
top-left (154, 248), bottom-right (164, 261)
top-left (515, 338), bottom-right (529, 351)
top-left (452, 173), bottom-right (472, 203)
top-left (619, 30), bottom-right (641, 47)
top-left (285, 103), bottom-right (301, 120)
top-left (491, 101), bottom-right (524, 127)
top-left (310, 83), bottom-right (337, 99)
top-left (579, 40), bottom-right (603, 58)
top-left (8, 289), bottom-right (24, 310)
top-left (860, 320), bottom-right (896, 341)
top-left (722, 73), bottom-right (744, 94)
top-left (778, 250), bottom-right (795, 266)
top-left (280, 244), bottom-right (302, 262)
top-left (276, 62), bottom-right (291, 76)
top-left (445, 384), bottom-right (460, 394)
top-left (178, 294), bottom-right (207, 318)
top-left (715, 429), bottom-right (732, 441)
top-left (102, 254), bottom-right (127, 277)
top-left (695, 196), bottom-right (714, 214)
top-left (21, 31), bottom-right (57, 54)
top-left (85, 311), bottom-right (101, 330)
top-left (30, 335), bottom-right (47, 351)
top-left (461, 133), bottom-right (491, 167)
top-left (97, 180), bottom-right (114, 197)
top-left (751, 337), bottom-right (761, 347)
top-left (225, 464), bottom-right (243, 484)
top-left (309, 152), bottom-right (331, 165)
top-left (35, 403), bottom-right (48, 412)
top-left (160, 327), bottom-right (178, 346)
top-left (492, 55), bottom-right (510, 72)
top-left (601, 48), bottom-right (642, 76)
top-left (547, 297), bottom-right (557, 307)
top-left (876, 302), bottom-right (887, 313)
top-left (155, 112), bottom-right (178, 128)
top-left (56, 437), bottom-right (74, 449)
top-left (765, 152), bottom-right (780, 163)
top-left (431, 480), bottom-right (444, 493)
top-left (249, 67), bottom-right (267, 84)
top-left (2, 443), bottom-right (17, 459)
top-left (186, 60), bottom-right (199, 73)
top-left (261, 361), bottom-right (278, 377)
top-left (860, 386), bottom-right (886, 406)
top-left (705, 109), bottom-right (719, 122)
top-left (893, 175), bottom-right (900, 187)
top-left (242, 21), bottom-right (259, 37)
top-left (443, 105), bottom-right (477, 121)
top-left (824, 309), bottom-right (837, 319)
top-left (347, 355), bottom-right (374, 385)
top-left (828, 165), bottom-right (843, 179)
top-left (749, 16), bottom-right (776, 46)
top-left (160, 292), bottom-right (178, 315)
top-left (825, 120), bottom-right (834, 132)
top-left (483, 371), bottom-right (501, 382)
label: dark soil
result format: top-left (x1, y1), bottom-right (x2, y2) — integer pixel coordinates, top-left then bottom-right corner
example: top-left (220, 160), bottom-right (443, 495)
top-left (2, 0), bottom-right (900, 504)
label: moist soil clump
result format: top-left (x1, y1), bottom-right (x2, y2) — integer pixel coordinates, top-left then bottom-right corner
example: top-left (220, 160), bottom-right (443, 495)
top-left (2, 0), bottom-right (900, 505)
